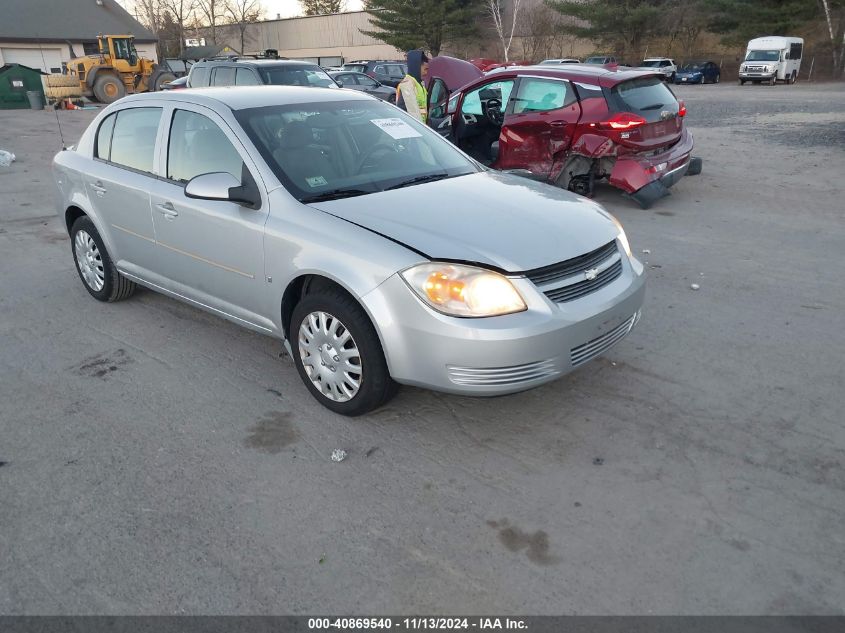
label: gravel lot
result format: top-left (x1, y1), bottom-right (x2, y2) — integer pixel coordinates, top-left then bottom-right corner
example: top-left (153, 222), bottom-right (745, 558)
top-left (1, 82), bottom-right (843, 615)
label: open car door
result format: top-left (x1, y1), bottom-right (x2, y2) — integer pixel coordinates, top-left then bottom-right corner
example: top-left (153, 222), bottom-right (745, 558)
top-left (425, 56), bottom-right (483, 137)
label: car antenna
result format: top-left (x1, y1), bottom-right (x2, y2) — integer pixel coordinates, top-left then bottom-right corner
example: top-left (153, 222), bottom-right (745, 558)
top-left (37, 37), bottom-right (68, 150)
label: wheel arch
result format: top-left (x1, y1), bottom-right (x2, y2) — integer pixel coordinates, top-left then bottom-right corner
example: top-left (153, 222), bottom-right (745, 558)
top-left (65, 205), bottom-right (87, 234)
top-left (280, 272), bottom-right (394, 373)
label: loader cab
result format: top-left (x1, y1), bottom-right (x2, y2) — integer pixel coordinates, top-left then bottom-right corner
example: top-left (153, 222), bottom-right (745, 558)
top-left (100, 36), bottom-right (139, 68)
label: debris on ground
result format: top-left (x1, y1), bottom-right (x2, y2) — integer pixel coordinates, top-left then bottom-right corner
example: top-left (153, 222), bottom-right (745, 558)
top-left (0, 150), bottom-right (15, 167)
top-left (642, 249), bottom-right (651, 254)
top-left (691, 283), bottom-right (701, 291)
top-left (331, 449), bottom-right (347, 462)
top-left (319, 554), bottom-right (326, 564)
top-left (593, 457), bottom-right (604, 466)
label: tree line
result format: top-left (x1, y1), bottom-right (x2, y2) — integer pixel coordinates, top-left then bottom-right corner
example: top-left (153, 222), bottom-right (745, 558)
top-left (362, 0), bottom-right (845, 75)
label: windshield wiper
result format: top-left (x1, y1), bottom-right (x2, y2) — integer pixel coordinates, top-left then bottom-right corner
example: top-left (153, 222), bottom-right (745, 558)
top-left (640, 103), bottom-right (665, 111)
top-left (385, 172), bottom-right (450, 191)
top-left (300, 188), bottom-right (373, 203)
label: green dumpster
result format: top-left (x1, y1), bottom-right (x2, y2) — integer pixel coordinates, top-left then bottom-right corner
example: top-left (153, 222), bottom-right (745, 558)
top-left (0, 63), bottom-right (47, 110)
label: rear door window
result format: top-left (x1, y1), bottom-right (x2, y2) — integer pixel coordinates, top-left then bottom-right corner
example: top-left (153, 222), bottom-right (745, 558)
top-left (387, 65), bottom-right (406, 79)
top-left (512, 78), bottom-right (574, 114)
top-left (608, 76), bottom-right (679, 122)
top-left (212, 66), bottom-right (236, 86)
top-left (189, 66), bottom-right (209, 87)
top-left (109, 107), bottom-right (162, 173)
top-left (337, 73), bottom-right (359, 85)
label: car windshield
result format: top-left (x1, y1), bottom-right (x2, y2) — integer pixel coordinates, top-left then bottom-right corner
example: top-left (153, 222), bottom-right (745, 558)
top-left (260, 65), bottom-right (337, 88)
top-left (234, 99), bottom-right (479, 201)
top-left (681, 63), bottom-right (703, 71)
top-left (610, 76), bottom-right (679, 123)
top-left (343, 64), bottom-right (367, 73)
top-left (585, 57), bottom-right (606, 64)
top-left (745, 50), bottom-right (780, 62)
top-left (640, 60), bottom-right (663, 67)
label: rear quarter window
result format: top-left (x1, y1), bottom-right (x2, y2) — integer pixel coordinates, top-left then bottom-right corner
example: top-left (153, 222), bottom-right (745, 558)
top-left (189, 66), bottom-right (209, 87)
top-left (608, 76), bottom-right (678, 122)
top-left (212, 66), bottom-right (236, 86)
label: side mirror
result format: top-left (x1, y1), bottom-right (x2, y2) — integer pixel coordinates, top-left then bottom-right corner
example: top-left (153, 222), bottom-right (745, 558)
top-left (185, 171), bottom-right (260, 208)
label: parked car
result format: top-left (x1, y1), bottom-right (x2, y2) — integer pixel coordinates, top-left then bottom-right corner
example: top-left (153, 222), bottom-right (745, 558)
top-left (639, 58), bottom-right (677, 81)
top-left (161, 75), bottom-right (188, 90)
top-left (539, 58), bottom-right (581, 65)
top-left (584, 55), bottom-right (618, 68)
top-left (425, 60), bottom-right (701, 208)
top-left (52, 87), bottom-right (645, 415)
top-left (674, 61), bottom-right (720, 84)
top-left (341, 60), bottom-right (407, 87)
top-left (187, 59), bottom-right (339, 89)
top-left (328, 70), bottom-right (396, 102)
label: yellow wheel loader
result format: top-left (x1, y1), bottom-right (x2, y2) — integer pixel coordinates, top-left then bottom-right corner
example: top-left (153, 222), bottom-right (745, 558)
top-left (66, 35), bottom-right (175, 104)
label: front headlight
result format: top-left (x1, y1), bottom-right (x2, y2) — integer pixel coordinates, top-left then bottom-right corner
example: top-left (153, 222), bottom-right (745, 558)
top-left (401, 263), bottom-right (527, 317)
top-left (610, 217), bottom-right (632, 257)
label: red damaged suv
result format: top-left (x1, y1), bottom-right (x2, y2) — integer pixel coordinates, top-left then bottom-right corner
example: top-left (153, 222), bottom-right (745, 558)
top-left (425, 58), bottom-right (701, 208)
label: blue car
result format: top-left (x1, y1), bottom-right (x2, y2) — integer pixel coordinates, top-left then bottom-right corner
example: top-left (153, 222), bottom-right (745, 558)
top-left (674, 61), bottom-right (721, 84)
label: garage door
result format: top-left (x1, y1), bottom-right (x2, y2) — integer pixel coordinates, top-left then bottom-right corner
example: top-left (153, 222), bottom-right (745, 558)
top-left (1, 47), bottom-right (63, 73)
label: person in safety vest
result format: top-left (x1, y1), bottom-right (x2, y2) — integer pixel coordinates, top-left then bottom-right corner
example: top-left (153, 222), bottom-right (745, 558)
top-left (396, 50), bottom-right (429, 123)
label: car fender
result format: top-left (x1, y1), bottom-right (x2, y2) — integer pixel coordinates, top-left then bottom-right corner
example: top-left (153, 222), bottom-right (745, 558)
top-left (570, 133), bottom-right (615, 158)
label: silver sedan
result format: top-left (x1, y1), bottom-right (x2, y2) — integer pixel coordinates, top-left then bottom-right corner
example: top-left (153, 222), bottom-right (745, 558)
top-left (53, 87), bottom-right (645, 415)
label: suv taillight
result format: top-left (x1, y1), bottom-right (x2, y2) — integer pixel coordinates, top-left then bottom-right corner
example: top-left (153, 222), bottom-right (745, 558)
top-left (594, 112), bottom-right (647, 130)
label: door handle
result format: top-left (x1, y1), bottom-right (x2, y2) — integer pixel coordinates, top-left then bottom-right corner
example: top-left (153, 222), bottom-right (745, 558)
top-left (91, 181), bottom-right (107, 195)
top-left (156, 201), bottom-right (178, 219)
top-left (550, 121), bottom-right (567, 127)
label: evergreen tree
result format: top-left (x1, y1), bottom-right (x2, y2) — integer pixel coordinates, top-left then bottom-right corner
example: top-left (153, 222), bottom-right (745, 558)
top-left (362, 0), bottom-right (484, 56)
top-left (300, 0), bottom-right (346, 16)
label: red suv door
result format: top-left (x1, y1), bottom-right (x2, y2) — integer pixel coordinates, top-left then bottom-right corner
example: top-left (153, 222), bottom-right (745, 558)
top-left (496, 76), bottom-right (582, 178)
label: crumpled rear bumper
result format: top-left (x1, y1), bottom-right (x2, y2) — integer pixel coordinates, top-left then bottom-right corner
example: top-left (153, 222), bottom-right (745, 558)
top-left (608, 127), bottom-right (694, 194)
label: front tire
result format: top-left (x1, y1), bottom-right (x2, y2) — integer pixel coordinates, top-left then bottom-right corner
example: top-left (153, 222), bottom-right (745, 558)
top-left (70, 216), bottom-right (136, 302)
top-left (92, 74), bottom-right (126, 103)
top-left (291, 287), bottom-right (397, 416)
top-left (153, 72), bottom-right (176, 91)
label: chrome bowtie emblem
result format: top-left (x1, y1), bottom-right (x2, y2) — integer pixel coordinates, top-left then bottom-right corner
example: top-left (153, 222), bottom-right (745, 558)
top-left (584, 268), bottom-right (599, 281)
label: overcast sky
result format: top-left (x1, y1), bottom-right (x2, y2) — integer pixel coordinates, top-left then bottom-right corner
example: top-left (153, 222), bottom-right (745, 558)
top-left (265, 0), bottom-right (364, 19)
top-left (120, 0), bottom-right (364, 21)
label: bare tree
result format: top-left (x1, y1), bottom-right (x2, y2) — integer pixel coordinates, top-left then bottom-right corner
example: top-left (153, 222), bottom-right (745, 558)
top-left (197, 0), bottom-right (225, 44)
top-left (517, 3), bottom-right (572, 62)
top-left (225, 0), bottom-right (263, 54)
top-left (161, 0), bottom-right (198, 56)
top-left (488, 0), bottom-right (523, 62)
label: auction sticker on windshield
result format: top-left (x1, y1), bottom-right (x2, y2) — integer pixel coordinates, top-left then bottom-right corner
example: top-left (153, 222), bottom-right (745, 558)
top-left (371, 118), bottom-right (423, 139)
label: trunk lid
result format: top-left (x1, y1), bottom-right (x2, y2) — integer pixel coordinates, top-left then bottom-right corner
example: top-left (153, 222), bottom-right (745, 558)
top-left (606, 75), bottom-right (683, 152)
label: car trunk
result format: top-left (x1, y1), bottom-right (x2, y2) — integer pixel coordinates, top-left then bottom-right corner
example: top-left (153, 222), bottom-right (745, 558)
top-left (605, 75), bottom-right (683, 152)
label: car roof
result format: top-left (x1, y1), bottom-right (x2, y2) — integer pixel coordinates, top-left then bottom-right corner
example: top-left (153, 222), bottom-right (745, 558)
top-left (643, 57), bottom-right (672, 61)
top-left (484, 64), bottom-right (658, 86)
top-left (196, 59), bottom-right (319, 67)
top-left (116, 85), bottom-right (374, 110)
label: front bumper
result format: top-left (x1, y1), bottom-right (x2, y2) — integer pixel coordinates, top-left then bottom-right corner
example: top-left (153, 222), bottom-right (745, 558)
top-left (361, 249), bottom-right (646, 396)
top-left (740, 72), bottom-right (776, 80)
top-left (675, 75), bottom-right (703, 83)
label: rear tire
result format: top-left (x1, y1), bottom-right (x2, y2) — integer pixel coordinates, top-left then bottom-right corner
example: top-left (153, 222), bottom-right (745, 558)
top-left (687, 157), bottom-right (703, 176)
top-left (290, 286), bottom-right (397, 416)
top-left (153, 72), bottom-right (176, 91)
top-left (93, 74), bottom-right (126, 103)
top-left (70, 216), bottom-right (136, 302)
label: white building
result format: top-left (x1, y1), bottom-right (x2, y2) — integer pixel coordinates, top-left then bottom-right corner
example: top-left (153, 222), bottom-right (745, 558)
top-left (0, 0), bottom-right (158, 73)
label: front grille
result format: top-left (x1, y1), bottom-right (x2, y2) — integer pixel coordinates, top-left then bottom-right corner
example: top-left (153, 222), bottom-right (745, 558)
top-left (570, 311), bottom-right (640, 367)
top-left (525, 240), bottom-right (618, 286)
top-left (543, 259), bottom-right (623, 303)
top-left (447, 359), bottom-right (558, 387)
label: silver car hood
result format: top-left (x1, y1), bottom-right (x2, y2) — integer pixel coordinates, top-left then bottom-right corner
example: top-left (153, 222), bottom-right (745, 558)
top-left (309, 171), bottom-right (620, 272)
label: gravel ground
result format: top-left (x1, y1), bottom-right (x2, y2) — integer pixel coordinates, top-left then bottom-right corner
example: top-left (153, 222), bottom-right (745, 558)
top-left (1, 82), bottom-right (843, 615)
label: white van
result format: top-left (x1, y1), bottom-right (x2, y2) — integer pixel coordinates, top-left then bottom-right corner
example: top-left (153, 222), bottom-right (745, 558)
top-left (739, 36), bottom-right (803, 85)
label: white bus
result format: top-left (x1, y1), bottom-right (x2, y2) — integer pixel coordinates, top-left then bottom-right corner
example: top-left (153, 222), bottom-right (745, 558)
top-left (739, 36), bottom-right (803, 85)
